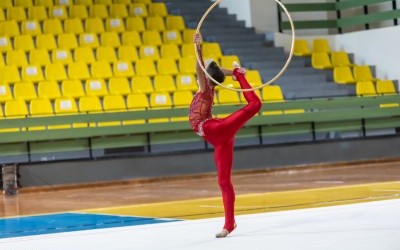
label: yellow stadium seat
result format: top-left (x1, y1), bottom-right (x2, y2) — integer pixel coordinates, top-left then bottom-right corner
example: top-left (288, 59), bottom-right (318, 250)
top-left (14, 82), bottom-right (38, 101)
top-left (61, 80), bottom-right (85, 98)
top-left (108, 77), bottom-right (131, 95)
top-left (203, 43), bottom-right (222, 59)
top-left (353, 65), bottom-right (377, 82)
top-left (0, 54), bottom-right (3, 67)
top-left (181, 43), bottom-right (196, 58)
top-left (7, 7), bottom-right (27, 22)
top-left (64, 18), bottom-right (84, 34)
top-left (262, 85), bottom-right (284, 102)
top-left (311, 52), bottom-right (333, 69)
top-left (96, 46), bottom-right (117, 63)
top-left (85, 18), bottom-right (105, 34)
top-left (131, 3), bottom-right (148, 17)
top-left (356, 81), bottom-right (377, 97)
top-left (79, 95), bottom-right (103, 113)
top-left (36, 34), bottom-right (57, 50)
top-left (0, 9), bottom-right (5, 21)
top-left (68, 62), bottom-right (91, 80)
top-left (131, 76), bottom-right (154, 94)
top-left (126, 17), bottom-right (146, 33)
top-left (376, 80), bottom-right (396, 95)
top-left (43, 19), bottom-right (63, 35)
top-left (154, 75), bottom-right (176, 93)
top-left (118, 46), bottom-right (139, 62)
top-left (220, 55), bottom-right (240, 69)
top-left (178, 57), bottom-right (196, 74)
top-left (28, 6), bottom-right (48, 21)
top-left (0, 0), bottom-right (13, 9)
top-left (150, 92), bottom-right (172, 109)
top-left (100, 32), bottom-right (121, 47)
top-left (146, 16), bottom-right (165, 31)
top-left (157, 58), bottom-right (179, 75)
top-left (74, 47), bottom-right (96, 64)
top-left (115, 0), bottom-right (132, 4)
top-left (14, 35), bottom-right (35, 52)
top-left (218, 89), bottom-right (240, 105)
top-left (312, 38), bottom-right (330, 53)
top-left (142, 30), bottom-right (162, 46)
top-left (91, 61), bottom-right (113, 79)
top-left (121, 31), bottom-right (142, 47)
top-left (5, 99), bottom-right (28, 118)
top-left (126, 93), bottom-right (148, 124)
top-left (163, 30), bottom-right (182, 45)
top-left (21, 20), bottom-right (42, 36)
top-left (0, 36), bottom-right (12, 54)
top-left (0, 83), bottom-right (13, 103)
top-left (36, 0), bottom-right (55, 6)
top-left (176, 74), bottom-right (197, 92)
top-left (15, 0), bottom-right (33, 7)
top-left (166, 16), bottom-right (186, 31)
top-left (38, 81), bottom-right (61, 100)
top-left (0, 21), bottom-right (20, 37)
top-left (0, 65), bottom-right (21, 84)
top-left (6, 50), bottom-right (28, 68)
top-left (182, 29), bottom-right (196, 44)
top-left (29, 49), bottom-right (51, 66)
top-left (44, 63), bottom-right (68, 81)
top-left (89, 4), bottom-right (109, 19)
top-left (294, 39), bottom-right (311, 56)
top-left (51, 49), bottom-right (73, 65)
top-left (136, 59), bottom-right (157, 76)
top-left (22, 65), bottom-right (44, 82)
top-left (103, 94), bottom-right (126, 111)
top-left (331, 51), bottom-right (353, 67)
top-left (173, 91), bottom-right (192, 107)
top-left (139, 45), bottom-right (160, 60)
top-left (54, 97), bottom-right (78, 114)
top-left (79, 33), bottom-right (100, 48)
top-left (106, 18), bottom-right (125, 33)
top-left (113, 61), bottom-right (135, 77)
top-left (149, 3), bottom-right (168, 17)
top-left (29, 98), bottom-right (54, 130)
top-left (75, 0), bottom-right (92, 5)
top-left (85, 79), bottom-right (108, 96)
top-left (49, 6), bottom-right (67, 19)
top-left (69, 5), bottom-right (88, 19)
top-left (58, 33), bottom-right (78, 50)
top-left (127, 93), bottom-right (149, 111)
top-left (334, 66), bottom-right (356, 84)
top-left (160, 44), bottom-right (181, 60)
top-left (110, 4), bottom-right (128, 18)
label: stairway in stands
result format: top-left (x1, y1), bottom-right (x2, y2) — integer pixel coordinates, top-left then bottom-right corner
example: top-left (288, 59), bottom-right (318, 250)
top-left (157, 0), bottom-right (356, 100)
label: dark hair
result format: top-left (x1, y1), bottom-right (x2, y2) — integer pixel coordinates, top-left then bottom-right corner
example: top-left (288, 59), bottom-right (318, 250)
top-left (206, 61), bottom-right (225, 86)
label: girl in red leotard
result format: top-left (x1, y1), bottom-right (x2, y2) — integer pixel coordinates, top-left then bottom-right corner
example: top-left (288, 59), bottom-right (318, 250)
top-left (189, 34), bottom-right (262, 238)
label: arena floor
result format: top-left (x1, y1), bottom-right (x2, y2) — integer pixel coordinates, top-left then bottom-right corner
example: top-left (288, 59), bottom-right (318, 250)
top-left (1, 159), bottom-right (400, 249)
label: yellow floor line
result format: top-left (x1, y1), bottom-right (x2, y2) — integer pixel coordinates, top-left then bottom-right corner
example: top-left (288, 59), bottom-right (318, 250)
top-left (84, 181), bottom-right (400, 220)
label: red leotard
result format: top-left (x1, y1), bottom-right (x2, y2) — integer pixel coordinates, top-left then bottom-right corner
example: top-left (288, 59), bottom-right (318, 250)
top-left (189, 68), bottom-right (262, 232)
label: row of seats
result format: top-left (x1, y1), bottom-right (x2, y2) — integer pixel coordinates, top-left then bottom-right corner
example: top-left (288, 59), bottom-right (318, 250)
top-left (294, 38), bottom-right (332, 56)
top-left (311, 51), bottom-right (353, 69)
top-left (0, 2), bottom-right (169, 20)
top-left (0, 0), bottom-right (152, 8)
top-left (0, 56), bottom-right (241, 83)
top-left (0, 32), bottom-right (198, 56)
top-left (356, 80), bottom-right (397, 96)
top-left (0, 17), bottom-right (188, 37)
top-left (333, 65), bottom-right (379, 84)
top-left (0, 68), bottom-right (264, 102)
top-left (0, 84), bottom-right (289, 119)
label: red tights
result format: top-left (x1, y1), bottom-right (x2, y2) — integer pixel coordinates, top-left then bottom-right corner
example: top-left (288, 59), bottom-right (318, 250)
top-left (202, 69), bottom-right (262, 231)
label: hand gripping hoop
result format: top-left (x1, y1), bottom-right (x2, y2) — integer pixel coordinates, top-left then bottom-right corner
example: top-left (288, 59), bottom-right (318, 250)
top-left (195, 0), bottom-right (296, 92)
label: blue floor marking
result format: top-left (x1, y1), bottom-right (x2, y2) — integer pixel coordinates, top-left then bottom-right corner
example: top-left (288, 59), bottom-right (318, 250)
top-left (0, 213), bottom-right (179, 239)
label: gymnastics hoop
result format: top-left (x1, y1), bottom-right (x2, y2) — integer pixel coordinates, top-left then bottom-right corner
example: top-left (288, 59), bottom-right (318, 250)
top-left (195, 0), bottom-right (296, 92)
